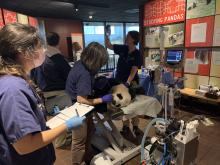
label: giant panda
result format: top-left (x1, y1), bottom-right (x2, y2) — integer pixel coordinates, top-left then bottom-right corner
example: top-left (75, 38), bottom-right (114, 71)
top-left (93, 76), bottom-right (144, 110)
top-left (108, 84), bottom-right (145, 110)
top-left (109, 84), bottom-right (133, 109)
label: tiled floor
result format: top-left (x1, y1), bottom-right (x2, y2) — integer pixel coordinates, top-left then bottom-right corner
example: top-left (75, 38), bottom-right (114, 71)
top-left (54, 108), bottom-right (220, 165)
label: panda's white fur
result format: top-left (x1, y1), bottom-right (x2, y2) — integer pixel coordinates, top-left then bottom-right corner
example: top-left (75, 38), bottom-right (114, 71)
top-left (108, 84), bottom-right (132, 109)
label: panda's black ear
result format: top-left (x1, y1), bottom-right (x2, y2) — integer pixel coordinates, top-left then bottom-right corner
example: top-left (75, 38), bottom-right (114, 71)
top-left (128, 87), bottom-right (136, 100)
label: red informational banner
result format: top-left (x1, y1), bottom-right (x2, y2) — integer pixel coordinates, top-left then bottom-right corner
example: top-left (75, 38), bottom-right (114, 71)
top-left (144, 0), bottom-right (185, 27)
top-left (3, 9), bottom-right (17, 24)
top-left (28, 16), bottom-right (38, 27)
top-left (0, 9), bottom-right (4, 28)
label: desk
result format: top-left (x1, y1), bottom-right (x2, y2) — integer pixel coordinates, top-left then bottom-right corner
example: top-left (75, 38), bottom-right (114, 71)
top-left (180, 88), bottom-right (220, 104)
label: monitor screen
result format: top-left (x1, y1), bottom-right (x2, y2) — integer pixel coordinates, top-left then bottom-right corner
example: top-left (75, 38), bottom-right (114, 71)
top-left (166, 50), bottom-right (183, 64)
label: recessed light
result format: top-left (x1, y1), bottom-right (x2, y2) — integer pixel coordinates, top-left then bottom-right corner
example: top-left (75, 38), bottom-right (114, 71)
top-left (89, 15), bottom-right (93, 19)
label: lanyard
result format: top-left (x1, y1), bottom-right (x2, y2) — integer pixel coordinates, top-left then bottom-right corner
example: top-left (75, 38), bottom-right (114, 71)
top-left (29, 85), bottom-right (46, 112)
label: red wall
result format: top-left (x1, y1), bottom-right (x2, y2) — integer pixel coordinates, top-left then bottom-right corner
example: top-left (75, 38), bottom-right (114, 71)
top-left (43, 18), bottom-right (83, 59)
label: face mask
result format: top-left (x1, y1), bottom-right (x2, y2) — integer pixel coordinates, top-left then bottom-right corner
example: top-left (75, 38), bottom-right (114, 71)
top-left (32, 48), bottom-right (46, 68)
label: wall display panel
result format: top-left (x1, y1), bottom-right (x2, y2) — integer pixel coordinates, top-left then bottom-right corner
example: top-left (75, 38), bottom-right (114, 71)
top-left (144, 0), bottom-right (185, 27)
top-left (213, 15), bottom-right (220, 46)
top-left (209, 77), bottom-right (220, 88)
top-left (0, 9), bottom-right (4, 28)
top-left (163, 23), bottom-right (185, 48)
top-left (145, 49), bottom-right (161, 66)
top-left (184, 74), bottom-right (209, 88)
top-left (185, 16), bottom-right (214, 47)
top-left (216, 0), bottom-right (220, 14)
top-left (184, 48), bottom-right (211, 76)
top-left (3, 9), bottom-right (17, 24)
top-left (210, 49), bottom-right (220, 77)
top-left (144, 26), bottom-right (160, 48)
top-left (184, 74), bottom-right (198, 88)
top-left (198, 75), bottom-right (209, 87)
top-left (17, 13), bottom-right (28, 24)
top-left (186, 0), bottom-right (215, 19)
top-left (28, 17), bottom-right (38, 27)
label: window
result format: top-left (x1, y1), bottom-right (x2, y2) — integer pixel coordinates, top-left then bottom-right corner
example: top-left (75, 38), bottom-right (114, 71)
top-left (83, 22), bottom-right (105, 46)
top-left (125, 23), bottom-right (139, 48)
top-left (106, 23), bottom-right (124, 55)
top-left (83, 22), bottom-right (139, 73)
top-left (125, 23), bottom-right (139, 34)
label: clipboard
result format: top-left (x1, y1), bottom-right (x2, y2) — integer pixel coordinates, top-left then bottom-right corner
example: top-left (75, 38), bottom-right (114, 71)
top-left (46, 102), bottom-right (94, 129)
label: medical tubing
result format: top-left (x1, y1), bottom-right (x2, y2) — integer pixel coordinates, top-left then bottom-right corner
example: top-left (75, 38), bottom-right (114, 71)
top-left (140, 118), bottom-right (168, 163)
top-left (165, 89), bottom-right (168, 121)
top-left (157, 143), bottom-right (166, 165)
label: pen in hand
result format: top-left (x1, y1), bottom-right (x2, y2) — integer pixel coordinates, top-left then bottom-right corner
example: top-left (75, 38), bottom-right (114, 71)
top-left (75, 109), bottom-right (79, 117)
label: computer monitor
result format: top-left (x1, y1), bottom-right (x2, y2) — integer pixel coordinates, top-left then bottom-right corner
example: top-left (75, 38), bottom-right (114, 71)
top-left (166, 50), bottom-right (183, 65)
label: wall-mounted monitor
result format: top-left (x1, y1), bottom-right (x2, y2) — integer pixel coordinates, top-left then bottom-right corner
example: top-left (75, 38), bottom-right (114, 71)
top-left (166, 50), bottom-right (183, 65)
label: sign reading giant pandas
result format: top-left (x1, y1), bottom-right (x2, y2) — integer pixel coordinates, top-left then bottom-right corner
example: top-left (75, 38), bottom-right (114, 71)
top-left (144, 0), bottom-right (186, 27)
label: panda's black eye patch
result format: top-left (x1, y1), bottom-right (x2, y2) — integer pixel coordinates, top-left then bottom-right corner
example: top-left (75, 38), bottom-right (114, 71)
top-left (117, 93), bottom-right (123, 100)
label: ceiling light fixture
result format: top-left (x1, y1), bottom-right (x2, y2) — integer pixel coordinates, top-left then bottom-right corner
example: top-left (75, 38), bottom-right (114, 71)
top-left (74, 4), bottom-right (79, 12)
top-left (89, 15), bottom-right (93, 19)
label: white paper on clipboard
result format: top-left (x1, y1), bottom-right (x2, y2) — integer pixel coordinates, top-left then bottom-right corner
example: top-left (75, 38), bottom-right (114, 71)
top-left (46, 102), bottom-right (94, 129)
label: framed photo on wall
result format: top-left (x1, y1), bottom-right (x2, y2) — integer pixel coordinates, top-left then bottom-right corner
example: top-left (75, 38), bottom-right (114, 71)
top-left (186, 0), bottom-right (216, 19)
top-left (184, 48), bottom-right (211, 76)
top-left (148, 49), bottom-right (161, 63)
top-left (163, 23), bottom-right (185, 48)
top-left (144, 26), bottom-right (160, 48)
top-left (185, 16), bottom-right (214, 47)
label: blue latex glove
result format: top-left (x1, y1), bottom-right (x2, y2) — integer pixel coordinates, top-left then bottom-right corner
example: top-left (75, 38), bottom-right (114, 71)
top-left (65, 116), bottom-right (86, 131)
top-left (101, 94), bottom-right (113, 103)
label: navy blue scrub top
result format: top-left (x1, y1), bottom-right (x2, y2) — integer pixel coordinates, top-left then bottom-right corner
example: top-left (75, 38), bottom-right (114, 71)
top-left (0, 75), bottom-right (55, 165)
top-left (66, 60), bottom-right (94, 102)
top-left (113, 44), bottom-right (141, 83)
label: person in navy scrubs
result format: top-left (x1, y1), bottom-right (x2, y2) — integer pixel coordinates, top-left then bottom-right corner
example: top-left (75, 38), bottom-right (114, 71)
top-left (105, 30), bottom-right (142, 135)
top-left (0, 23), bottom-right (85, 165)
top-left (66, 42), bottom-right (113, 165)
